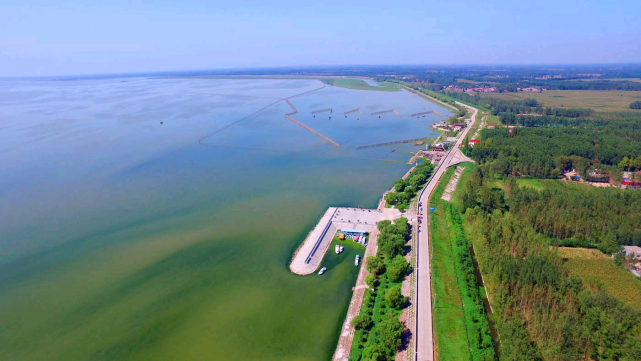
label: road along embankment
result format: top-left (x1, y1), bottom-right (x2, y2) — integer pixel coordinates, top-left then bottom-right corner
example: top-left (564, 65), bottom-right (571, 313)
top-left (414, 101), bottom-right (478, 361)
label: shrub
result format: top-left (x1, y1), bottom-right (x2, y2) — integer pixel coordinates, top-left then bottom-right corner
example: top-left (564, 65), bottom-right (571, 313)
top-left (366, 256), bottom-right (385, 275)
top-left (385, 285), bottom-right (407, 309)
top-left (386, 255), bottom-right (410, 282)
top-left (372, 313), bottom-right (404, 356)
top-left (351, 315), bottom-right (373, 330)
top-left (365, 274), bottom-right (376, 288)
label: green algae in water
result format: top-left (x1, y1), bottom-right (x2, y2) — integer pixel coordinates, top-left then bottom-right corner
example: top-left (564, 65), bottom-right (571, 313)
top-left (0, 78), bottom-right (450, 360)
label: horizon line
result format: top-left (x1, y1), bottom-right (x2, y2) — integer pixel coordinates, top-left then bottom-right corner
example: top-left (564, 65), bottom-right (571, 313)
top-left (2, 62), bottom-right (641, 80)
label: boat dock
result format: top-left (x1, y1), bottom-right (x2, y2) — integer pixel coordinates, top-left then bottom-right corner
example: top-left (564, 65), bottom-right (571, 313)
top-left (290, 207), bottom-right (397, 275)
top-left (312, 108), bottom-right (333, 114)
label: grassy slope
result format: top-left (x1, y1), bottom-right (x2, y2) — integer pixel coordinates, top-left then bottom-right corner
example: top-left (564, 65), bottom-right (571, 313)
top-left (430, 166), bottom-right (469, 359)
top-left (480, 90), bottom-right (641, 112)
top-left (322, 78), bottom-right (401, 92)
top-left (557, 247), bottom-right (641, 311)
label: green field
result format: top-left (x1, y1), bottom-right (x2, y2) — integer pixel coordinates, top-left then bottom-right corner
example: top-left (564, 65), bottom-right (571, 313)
top-left (481, 90), bottom-right (641, 112)
top-left (557, 247), bottom-right (641, 311)
top-left (493, 177), bottom-right (545, 191)
top-left (575, 78), bottom-right (641, 83)
top-left (431, 162), bottom-right (495, 360)
top-left (430, 167), bottom-right (470, 359)
top-left (492, 177), bottom-right (594, 192)
top-left (321, 78), bottom-right (401, 92)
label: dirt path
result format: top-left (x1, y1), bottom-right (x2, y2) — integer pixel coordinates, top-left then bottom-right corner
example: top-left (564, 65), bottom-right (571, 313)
top-left (441, 166), bottom-right (464, 202)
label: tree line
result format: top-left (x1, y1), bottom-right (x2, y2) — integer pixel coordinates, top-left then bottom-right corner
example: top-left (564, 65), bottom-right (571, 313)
top-left (349, 218), bottom-right (411, 361)
top-left (460, 168), bottom-right (641, 253)
top-left (470, 127), bottom-right (641, 178)
top-left (384, 161), bottom-right (434, 211)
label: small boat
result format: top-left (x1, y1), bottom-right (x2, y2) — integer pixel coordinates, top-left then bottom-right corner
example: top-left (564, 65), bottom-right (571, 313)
top-left (340, 246), bottom-right (344, 253)
top-left (391, 149), bottom-right (395, 152)
top-left (335, 245), bottom-right (340, 254)
top-left (319, 267), bottom-right (327, 275)
top-left (355, 255), bottom-right (360, 266)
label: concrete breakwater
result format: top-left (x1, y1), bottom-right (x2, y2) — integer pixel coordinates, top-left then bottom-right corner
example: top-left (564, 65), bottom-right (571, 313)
top-left (356, 137), bottom-right (428, 150)
top-left (371, 109), bottom-right (399, 116)
top-left (411, 110), bottom-right (434, 117)
top-left (284, 115), bottom-right (340, 147)
top-left (283, 98), bottom-right (340, 147)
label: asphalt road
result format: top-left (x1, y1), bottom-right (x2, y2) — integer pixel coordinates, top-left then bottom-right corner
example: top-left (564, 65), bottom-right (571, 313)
top-left (414, 102), bottom-right (478, 361)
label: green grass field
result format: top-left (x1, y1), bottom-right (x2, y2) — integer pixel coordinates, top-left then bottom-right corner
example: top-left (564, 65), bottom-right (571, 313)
top-left (492, 177), bottom-right (595, 193)
top-left (493, 178), bottom-right (545, 191)
top-left (321, 78), bottom-right (401, 92)
top-left (430, 162), bottom-right (496, 360)
top-left (557, 247), bottom-right (641, 311)
top-left (430, 167), bottom-right (470, 359)
top-left (481, 90), bottom-right (641, 112)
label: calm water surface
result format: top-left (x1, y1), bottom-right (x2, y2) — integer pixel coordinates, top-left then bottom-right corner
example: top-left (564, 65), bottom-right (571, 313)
top-left (0, 78), bottom-right (449, 360)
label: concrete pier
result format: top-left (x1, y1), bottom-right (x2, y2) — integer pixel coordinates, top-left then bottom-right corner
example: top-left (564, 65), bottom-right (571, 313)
top-left (289, 207), bottom-right (399, 275)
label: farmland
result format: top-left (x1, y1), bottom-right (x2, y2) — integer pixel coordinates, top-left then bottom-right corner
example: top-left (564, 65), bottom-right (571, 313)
top-left (557, 247), bottom-right (641, 311)
top-left (480, 90), bottom-right (641, 112)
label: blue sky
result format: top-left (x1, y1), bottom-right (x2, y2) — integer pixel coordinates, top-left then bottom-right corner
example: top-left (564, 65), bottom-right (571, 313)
top-left (1, 0), bottom-right (639, 76)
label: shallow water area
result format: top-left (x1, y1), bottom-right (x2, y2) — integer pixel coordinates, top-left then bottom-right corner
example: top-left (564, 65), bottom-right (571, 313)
top-left (0, 77), bottom-right (450, 360)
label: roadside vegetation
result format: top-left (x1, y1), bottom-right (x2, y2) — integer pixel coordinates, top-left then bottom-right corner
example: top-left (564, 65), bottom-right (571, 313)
top-left (430, 164), bottom-right (496, 361)
top-left (349, 218), bottom-right (411, 361)
top-left (384, 162), bottom-right (434, 211)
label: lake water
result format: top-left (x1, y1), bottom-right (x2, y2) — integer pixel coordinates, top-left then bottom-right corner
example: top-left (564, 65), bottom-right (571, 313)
top-left (0, 77), bottom-right (450, 360)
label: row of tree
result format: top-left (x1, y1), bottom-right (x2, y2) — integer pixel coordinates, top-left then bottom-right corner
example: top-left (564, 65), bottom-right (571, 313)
top-left (349, 218), bottom-right (411, 361)
top-left (385, 162), bottom-right (434, 211)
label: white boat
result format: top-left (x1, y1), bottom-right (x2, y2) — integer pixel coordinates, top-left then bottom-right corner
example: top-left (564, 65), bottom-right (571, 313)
top-left (355, 255), bottom-right (360, 266)
top-left (335, 245), bottom-right (340, 254)
top-left (340, 246), bottom-right (344, 253)
top-left (319, 267), bottom-right (327, 275)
